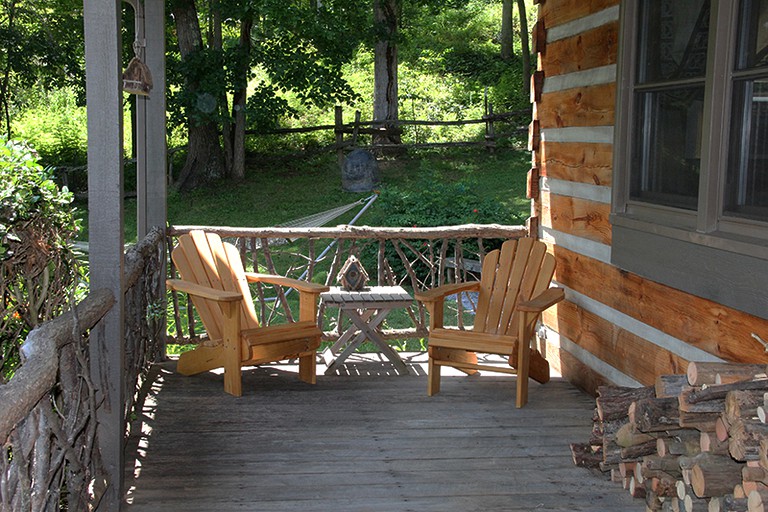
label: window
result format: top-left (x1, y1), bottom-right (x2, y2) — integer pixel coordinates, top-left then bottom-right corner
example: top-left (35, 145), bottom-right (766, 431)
top-left (613, 0), bottom-right (768, 319)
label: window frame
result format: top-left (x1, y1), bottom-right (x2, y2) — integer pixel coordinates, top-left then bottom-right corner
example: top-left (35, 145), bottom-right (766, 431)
top-left (612, 0), bottom-right (768, 319)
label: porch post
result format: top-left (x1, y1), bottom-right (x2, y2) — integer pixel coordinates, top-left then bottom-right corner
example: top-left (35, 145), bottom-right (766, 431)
top-left (83, 0), bottom-right (125, 509)
top-left (136, 0), bottom-right (167, 238)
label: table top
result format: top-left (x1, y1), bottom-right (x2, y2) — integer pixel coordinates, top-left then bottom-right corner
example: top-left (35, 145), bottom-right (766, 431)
top-left (321, 285), bottom-right (413, 308)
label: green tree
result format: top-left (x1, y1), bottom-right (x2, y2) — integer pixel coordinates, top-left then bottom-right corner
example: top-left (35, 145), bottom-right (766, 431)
top-left (168, 0), bottom-right (365, 190)
top-left (0, 0), bottom-right (84, 139)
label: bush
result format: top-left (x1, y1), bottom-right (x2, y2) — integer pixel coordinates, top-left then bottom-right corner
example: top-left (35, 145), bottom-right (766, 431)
top-left (362, 166), bottom-right (515, 282)
top-left (13, 87), bottom-right (88, 168)
top-left (0, 139), bottom-right (81, 381)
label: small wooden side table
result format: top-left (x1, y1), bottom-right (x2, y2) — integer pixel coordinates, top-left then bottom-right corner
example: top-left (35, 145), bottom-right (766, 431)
top-left (320, 286), bottom-right (413, 375)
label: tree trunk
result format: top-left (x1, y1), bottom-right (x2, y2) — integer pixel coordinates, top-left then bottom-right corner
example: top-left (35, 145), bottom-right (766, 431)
top-left (171, 0), bottom-right (225, 191)
top-left (211, 4), bottom-right (233, 177)
top-left (516, 0), bottom-right (531, 99)
top-left (373, 0), bottom-right (401, 146)
top-left (230, 17), bottom-right (252, 182)
top-left (501, 0), bottom-right (513, 62)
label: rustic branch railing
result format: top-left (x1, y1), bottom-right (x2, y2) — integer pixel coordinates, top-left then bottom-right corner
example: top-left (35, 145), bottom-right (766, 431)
top-left (167, 224), bottom-right (528, 343)
top-left (0, 228), bottom-right (165, 511)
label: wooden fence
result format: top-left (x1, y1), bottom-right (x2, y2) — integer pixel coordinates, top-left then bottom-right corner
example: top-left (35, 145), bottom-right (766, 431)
top-left (250, 105), bottom-right (530, 162)
top-left (167, 223), bottom-right (528, 343)
top-left (0, 229), bottom-right (165, 511)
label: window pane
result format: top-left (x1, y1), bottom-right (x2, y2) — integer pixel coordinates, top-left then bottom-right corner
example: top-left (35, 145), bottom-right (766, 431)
top-left (725, 79), bottom-right (768, 221)
top-left (630, 87), bottom-right (704, 210)
top-left (636, 0), bottom-right (710, 83)
top-left (736, 0), bottom-right (768, 70)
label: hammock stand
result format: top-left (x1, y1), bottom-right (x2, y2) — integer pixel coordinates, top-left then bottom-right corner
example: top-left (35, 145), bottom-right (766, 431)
top-left (260, 193), bottom-right (378, 301)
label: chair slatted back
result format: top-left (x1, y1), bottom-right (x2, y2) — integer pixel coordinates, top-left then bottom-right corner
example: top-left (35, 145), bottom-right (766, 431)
top-left (473, 238), bottom-right (556, 336)
top-left (172, 231), bottom-right (260, 342)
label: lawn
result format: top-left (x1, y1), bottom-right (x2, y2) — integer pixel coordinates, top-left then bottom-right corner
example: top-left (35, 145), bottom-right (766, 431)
top-left (108, 147), bottom-right (531, 242)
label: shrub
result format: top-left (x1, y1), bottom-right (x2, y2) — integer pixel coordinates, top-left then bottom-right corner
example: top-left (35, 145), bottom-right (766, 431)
top-left (362, 167), bottom-right (515, 283)
top-left (0, 139), bottom-right (81, 381)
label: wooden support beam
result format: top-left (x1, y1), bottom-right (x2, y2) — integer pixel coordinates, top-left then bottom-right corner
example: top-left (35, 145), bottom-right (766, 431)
top-left (84, 0), bottom-right (125, 509)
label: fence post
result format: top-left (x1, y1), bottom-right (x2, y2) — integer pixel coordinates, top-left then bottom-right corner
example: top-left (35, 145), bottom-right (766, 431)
top-left (335, 105), bottom-right (344, 169)
top-left (485, 102), bottom-right (496, 153)
top-left (352, 110), bottom-right (361, 149)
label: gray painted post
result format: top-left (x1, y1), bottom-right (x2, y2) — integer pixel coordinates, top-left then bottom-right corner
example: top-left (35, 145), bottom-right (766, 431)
top-left (83, 0), bottom-right (125, 509)
top-left (137, 0), bottom-right (167, 239)
top-left (143, 0), bottom-right (168, 357)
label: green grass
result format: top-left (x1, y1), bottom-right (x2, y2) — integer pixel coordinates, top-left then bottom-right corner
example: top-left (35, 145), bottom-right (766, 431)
top-left (169, 147), bottom-right (530, 232)
top-left (79, 146), bottom-right (531, 243)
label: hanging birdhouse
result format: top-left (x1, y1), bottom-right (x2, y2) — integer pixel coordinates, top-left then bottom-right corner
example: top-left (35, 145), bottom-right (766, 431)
top-left (122, 56), bottom-right (153, 96)
top-left (337, 255), bottom-right (369, 291)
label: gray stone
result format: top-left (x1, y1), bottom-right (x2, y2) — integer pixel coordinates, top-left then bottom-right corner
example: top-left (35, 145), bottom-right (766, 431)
top-left (342, 149), bottom-right (379, 192)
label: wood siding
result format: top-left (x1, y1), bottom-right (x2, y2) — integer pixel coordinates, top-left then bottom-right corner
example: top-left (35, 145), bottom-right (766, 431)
top-left (532, 0), bottom-right (768, 394)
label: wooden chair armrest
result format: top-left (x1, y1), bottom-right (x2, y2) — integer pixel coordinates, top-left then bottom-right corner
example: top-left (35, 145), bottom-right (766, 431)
top-left (166, 279), bottom-right (242, 302)
top-left (414, 281), bottom-right (480, 303)
top-left (517, 287), bottom-right (565, 313)
top-left (244, 273), bottom-right (329, 294)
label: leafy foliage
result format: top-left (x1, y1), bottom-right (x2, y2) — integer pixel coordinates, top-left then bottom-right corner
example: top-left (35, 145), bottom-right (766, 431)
top-left (0, 139), bottom-right (80, 381)
top-left (0, 0), bottom-right (85, 138)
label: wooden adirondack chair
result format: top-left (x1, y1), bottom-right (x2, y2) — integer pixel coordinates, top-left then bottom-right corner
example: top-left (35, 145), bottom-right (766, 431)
top-left (167, 230), bottom-right (329, 396)
top-left (414, 238), bottom-right (564, 408)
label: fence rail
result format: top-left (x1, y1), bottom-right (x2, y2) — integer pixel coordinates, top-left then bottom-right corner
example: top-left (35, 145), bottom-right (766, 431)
top-left (167, 224), bottom-right (528, 343)
top-left (248, 105), bottom-right (530, 159)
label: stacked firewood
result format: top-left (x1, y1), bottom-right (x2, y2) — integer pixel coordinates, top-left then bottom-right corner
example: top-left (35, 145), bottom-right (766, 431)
top-left (570, 362), bottom-right (768, 512)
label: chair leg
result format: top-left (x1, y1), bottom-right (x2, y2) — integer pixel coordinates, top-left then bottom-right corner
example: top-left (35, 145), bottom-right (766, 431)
top-left (427, 355), bottom-right (441, 396)
top-left (516, 319), bottom-right (533, 408)
top-left (222, 302), bottom-right (242, 397)
top-left (298, 351), bottom-right (317, 384)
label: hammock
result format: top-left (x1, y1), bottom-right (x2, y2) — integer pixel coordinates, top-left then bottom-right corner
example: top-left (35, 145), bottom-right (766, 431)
top-left (277, 195), bottom-right (375, 228)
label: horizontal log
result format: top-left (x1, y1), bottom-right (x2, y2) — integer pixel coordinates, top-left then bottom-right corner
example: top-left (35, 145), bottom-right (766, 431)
top-left (541, 22), bottom-right (618, 77)
top-left (687, 380), bottom-right (768, 405)
top-left (679, 411), bottom-right (722, 432)
top-left (728, 419), bottom-right (768, 461)
top-left (540, 192), bottom-right (612, 245)
top-left (726, 390), bottom-right (764, 423)
top-left (680, 386), bottom-right (727, 413)
top-left (691, 454), bottom-right (744, 498)
top-left (541, 300), bottom-right (689, 386)
top-left (170, 223), bottom-right (528, 241)
top-left (539, 141), bottom-right (613, 186)
top-left (631, 397), bottom-right (681, 432)
top-left (688, 362), bottom-right (766, 386)
top-left (700, 431), bottom-right (729, 455)
top-left (657, 374), bottom-right (690, 398)
top-left (597, 384), bottom-right (655, 422)
top-left (0, 288), bottom-right (115, 443)
top-left (548, 244), bottom-right (768, 366)
top-left (540, 0), bottom-right (619, 31)
top-left (570, 442), bottom-right (603, 469)
top-left (538, 82), bottom-right (616, 129)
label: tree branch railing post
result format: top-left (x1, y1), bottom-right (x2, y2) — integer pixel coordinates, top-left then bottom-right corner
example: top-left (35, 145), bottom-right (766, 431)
top-left (0, 228), bottom-right (165, 510)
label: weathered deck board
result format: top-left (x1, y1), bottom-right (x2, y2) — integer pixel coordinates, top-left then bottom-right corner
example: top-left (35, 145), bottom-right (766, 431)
top-left (125, 358), bottom-right (643, 511)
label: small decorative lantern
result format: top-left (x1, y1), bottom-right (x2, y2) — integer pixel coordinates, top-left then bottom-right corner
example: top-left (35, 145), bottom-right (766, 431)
top-left (337, 255), bottom-right (369, 291)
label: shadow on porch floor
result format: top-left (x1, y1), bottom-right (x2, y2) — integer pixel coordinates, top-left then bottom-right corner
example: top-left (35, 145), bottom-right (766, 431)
top-left (124, 354), bottom-right (642, 511)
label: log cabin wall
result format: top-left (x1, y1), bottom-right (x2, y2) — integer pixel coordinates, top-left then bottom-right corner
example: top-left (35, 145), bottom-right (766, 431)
top-left (530, 0), bottom-right (768, 394)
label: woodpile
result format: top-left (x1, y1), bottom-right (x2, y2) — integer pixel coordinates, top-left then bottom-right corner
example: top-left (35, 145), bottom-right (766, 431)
top-left (571, 362), bottom-right (768, 512)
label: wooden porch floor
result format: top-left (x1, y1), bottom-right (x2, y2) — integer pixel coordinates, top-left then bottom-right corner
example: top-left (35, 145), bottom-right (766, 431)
top-left (124, 354), bottom-right (642, 511)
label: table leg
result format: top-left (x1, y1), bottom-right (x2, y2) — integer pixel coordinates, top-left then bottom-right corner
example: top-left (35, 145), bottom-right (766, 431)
top-left (324, 310), bottom-right (374, 374)
top-left (347, 309), bottom-right (409, 374)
